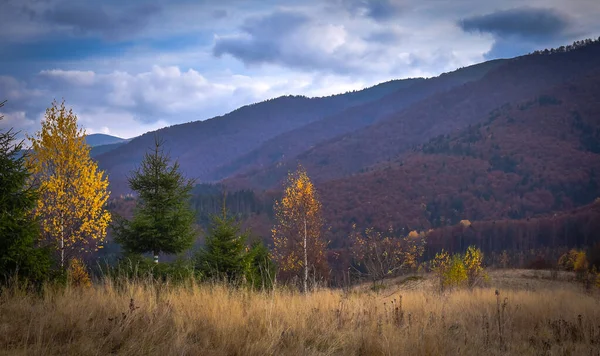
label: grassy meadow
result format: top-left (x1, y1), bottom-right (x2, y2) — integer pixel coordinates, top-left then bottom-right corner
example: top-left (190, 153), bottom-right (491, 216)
top-left (1, 270), bottom-right (599, 356)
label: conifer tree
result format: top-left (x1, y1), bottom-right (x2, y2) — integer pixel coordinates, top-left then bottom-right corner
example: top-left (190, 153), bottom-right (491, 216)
top-left (246, 240), bottom-right (276, 290)
top-left (113, 136), bottom-right (196, 263)
top-left (0, 100), bottom-right (51, 282)
top-left (196, 204), bottom-right (248, 282)
top-left (27, 100), bottom-right (110, 268)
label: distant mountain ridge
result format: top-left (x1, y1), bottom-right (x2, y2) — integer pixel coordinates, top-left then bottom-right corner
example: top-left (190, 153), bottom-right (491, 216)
top-left (96, 78), bottom-right (425, 194)
top-left (85, 134), bottom-right (128, 147)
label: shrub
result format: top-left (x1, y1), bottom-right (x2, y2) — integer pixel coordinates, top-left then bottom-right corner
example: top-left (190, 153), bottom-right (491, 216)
top-left (68, 258), bottom-right (91, 288)
top-left (445, 255), bottom-right (468, 288)
top-left (431, 246), bottom-right (486, 291)
top-left (464, 246), bottom-right (486, 287)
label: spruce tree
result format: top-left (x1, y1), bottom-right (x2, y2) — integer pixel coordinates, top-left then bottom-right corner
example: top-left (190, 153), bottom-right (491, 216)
top-left (246, 240), bottom-right (276, 290)
top-left (196, 206), bottom-right (249, 282)
top-left (114, 136), bottom-right (196, 263)
top-left (0, 100), bottom-right (50, 283)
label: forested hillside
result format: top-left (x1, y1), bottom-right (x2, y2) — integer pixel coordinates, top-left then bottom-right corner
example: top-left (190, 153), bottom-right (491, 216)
top-left (227, 41), bottom-right (600, 189)
top-left (318, 70), bottom-right (600, 236)
top-left (209, 59), bottom-right (506, 180)
top-left (96, 79), bottom-right (420, 194)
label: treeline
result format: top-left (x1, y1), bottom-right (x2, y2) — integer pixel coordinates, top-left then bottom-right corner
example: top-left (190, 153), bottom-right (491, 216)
top-left (530, 37), bottom-right (600, 56)
top-left (190, 183), bottom-right (274, 226)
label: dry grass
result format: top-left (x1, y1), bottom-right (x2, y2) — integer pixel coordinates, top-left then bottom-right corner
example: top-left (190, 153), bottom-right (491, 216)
top-left (1, 270), bottom-right (599, 356)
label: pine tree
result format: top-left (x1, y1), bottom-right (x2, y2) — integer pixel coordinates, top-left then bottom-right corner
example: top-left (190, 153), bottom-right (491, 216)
top-left (113, 136), bottom-right (196, 263)
top-left (27, 100), bottom-right (111, 268)
top-left (196, 205), bottom-right (249, 282)
top-left (0, 100), bottom-right (51, 282)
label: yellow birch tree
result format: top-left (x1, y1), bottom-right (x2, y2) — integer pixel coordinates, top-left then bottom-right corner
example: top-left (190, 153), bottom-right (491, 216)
top-left (27, 100), bottom-right (111, 268)
top-left (272, 165), bottom-right (328, 292)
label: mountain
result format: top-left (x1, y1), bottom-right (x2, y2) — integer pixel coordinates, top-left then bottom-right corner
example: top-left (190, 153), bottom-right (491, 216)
top-left (85, 134), bottom-right (127, 147)
top-left (95, 78), bottom-right (424, 194)
top-left (226, 41), bottom-right (600, 190)
top-left (317, 70), bottom-right (600, 239)
top-left (209, 59), bottom-right (506, 181)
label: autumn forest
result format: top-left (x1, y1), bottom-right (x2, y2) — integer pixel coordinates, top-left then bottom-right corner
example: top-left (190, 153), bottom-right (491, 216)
top-left (1, 37), bottom-right (600, 356)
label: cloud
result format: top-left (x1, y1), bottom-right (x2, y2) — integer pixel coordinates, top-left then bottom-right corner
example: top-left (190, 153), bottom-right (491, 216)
top-left (213, 9), bottom-right (403, 74)
top-left (42, 2), bottom-right (162, 40)
top-left (335, 0), bottom-right (403, 21)
top-left (459, 7), bottom-right (573, 58)
top-left (459, 7), bottom-right (570, 39)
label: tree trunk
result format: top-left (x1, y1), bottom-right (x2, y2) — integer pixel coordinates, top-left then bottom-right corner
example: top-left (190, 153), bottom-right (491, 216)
top-left (303, 217), bottom-right (308, 294)
top-left (60, 222), bottom-right (65, 269)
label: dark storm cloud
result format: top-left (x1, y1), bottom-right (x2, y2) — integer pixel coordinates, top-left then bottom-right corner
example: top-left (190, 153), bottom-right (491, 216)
top-left (459, 7), bottom-right (569, 39)
top-left (213, 10), bottom-right (310, 65)
top-left (459, 7), bottom-right (572, 59)
top-left (43, 2), bottom-right (162, 40)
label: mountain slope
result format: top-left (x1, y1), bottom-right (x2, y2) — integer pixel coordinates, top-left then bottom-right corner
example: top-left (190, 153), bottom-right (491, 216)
top-left (227, 42), bottom-right (600, 190)
top-left (209, 59), bottom-right (506, 181)
top-left (317, 71), bottom-right (600, 238)
top-left (85, 134), bottom-right (127, 147)
top-left (96, 79), bottom-right (421, 194)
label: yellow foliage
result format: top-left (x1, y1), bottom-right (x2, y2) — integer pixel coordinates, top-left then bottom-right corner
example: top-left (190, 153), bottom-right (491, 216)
top-left (459, 220), bottom-right (471, 228)
top-left (68, 258), bottom-right (91, 288)
top-left (407, 230), bottom-right (420, 239)
top-left (431, 247), bottom-right (485, 290)
top-left (558, 249), bottom-right (587, 272)
top-left (27, 100), bottom-right (111, 267)
top-left (445, 255), bottom-right (467, 288)
top-left (464, 246), bottom-right (485, 287)
top-left (272, 165), bottom-right (327, 287)
top-left (573, 251), bottom-right (589, 273)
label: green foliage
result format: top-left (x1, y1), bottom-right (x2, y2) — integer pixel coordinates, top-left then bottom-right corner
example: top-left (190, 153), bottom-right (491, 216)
top-left (0, 101), bottom-right (51, 284)
top-left (106, 254), bottom-right (197, 284)
top-left (196, 210), bottom-right (249, 283)
top-left (113, 136), bottom-right (197, 262)
top-left (246, 240), bottom-right (276, 290)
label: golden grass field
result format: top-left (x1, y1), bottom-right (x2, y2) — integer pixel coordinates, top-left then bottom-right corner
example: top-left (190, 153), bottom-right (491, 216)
top-left (1, 269), bottom-right (599, 356)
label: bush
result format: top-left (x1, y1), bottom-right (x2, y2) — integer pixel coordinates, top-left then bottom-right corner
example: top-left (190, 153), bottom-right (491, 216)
top-left (464, 246), bottom-right (486, 287)
top-left (431, 246), bottom-right (486, 291)
top-left (68, 258), bottom-right (91, 288)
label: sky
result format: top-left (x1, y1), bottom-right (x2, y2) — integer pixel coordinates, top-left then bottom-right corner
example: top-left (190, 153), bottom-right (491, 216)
top-left (1, 0), bottom-right (599, 140)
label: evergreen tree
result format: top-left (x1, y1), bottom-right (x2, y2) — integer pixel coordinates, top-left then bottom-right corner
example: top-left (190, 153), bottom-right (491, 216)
top-left (0, 100), bottom-right (50, 282)
top-left (246, 240), bottom-right (276, 290)
top-left (114, 136), bottom-right (196, 263)
top-left (196, 207), bottom-right (249, 282)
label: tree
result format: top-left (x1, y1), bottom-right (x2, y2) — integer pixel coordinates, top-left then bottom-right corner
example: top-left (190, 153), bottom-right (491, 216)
top-left (272, 165), bottom-right (327, 292)
top-left (113, 136), bottom-right (196, 263)
top-left (246, 240), bottom-right (276, 290)
top-left (196, 205), bottom-right (249, 283)
top-left (0, 100), bottom-right (51, 282)
top-left (350, 225), bottom-right (425, 284)
top-left (27, 100), bottom-right (110, 269)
